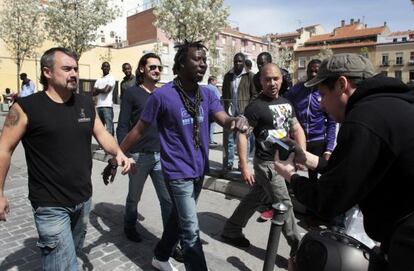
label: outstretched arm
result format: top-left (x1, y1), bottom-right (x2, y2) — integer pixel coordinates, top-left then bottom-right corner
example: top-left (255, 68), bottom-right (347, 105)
top-left (0, 104), bottom-right (27, 221)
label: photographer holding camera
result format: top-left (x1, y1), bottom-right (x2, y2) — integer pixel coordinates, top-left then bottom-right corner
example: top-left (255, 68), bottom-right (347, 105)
top-left (274, 54), bottom-right (414, 270)
top-left (221, 63), bottom-right (306, 261)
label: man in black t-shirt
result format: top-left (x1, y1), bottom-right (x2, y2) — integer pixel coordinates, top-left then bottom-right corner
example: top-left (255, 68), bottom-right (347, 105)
top-left (222, 63), bottom-right (305, 259)
top-left (0, 47), bottom-right (131, 271)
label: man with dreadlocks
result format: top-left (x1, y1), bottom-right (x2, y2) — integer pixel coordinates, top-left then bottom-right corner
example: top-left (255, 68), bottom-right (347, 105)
top-left (105, 41), bottom-right (249, 271)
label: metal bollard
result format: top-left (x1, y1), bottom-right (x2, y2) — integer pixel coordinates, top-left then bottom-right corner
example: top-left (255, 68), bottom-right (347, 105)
top-left (262, 202), bottom-right (288, 271)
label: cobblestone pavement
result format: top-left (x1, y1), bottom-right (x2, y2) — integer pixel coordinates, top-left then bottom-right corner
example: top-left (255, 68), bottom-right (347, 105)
top-left (0, 171), bottom-right (161, 271)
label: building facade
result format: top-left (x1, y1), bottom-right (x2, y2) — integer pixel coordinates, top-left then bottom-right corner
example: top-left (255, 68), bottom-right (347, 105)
top-left (376, 31), bottom-right (414, 83)
top-left (293, 19), bottom-right (389, 81)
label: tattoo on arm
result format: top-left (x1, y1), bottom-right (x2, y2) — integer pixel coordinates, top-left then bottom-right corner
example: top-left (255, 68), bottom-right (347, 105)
top-left (5, 108), bottom-right (20, 127)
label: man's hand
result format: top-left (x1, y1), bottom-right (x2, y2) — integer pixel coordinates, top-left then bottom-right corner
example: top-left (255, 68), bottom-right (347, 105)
top-left (274, 150), bottom-right (296, 182)
top-left (231, 115), bottom-right (249, 133)
top-left (323, 152), bottom-right (331, 161)
top-left (114, 151), bottom-right (132, 175)
top-left (240, 166), bottom-right (255, 186)
top-left (0, 196), bottom-right (10, 221)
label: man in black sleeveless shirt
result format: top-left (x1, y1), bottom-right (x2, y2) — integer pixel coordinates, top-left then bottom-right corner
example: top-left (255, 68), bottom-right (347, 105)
top-left (0, 47), bottom-right (131, 270)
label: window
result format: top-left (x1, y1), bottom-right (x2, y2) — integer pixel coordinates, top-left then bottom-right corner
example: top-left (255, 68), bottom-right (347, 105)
top-left (395, 70), bottom-right (402, 80)
top-left (381, 54), bottom-right (389, 66)
top-left (410, 52), bottom-right (414, 65)
top-left (298, 57), bottom-right (306, 68)
top-left (110, 31), bottom-right (115, 38)
top-left (410, 70), bottom-right (414, 81)
top-left (252, 43), bottom-right (256, 51)
top-left (396, 52), bottom-right (403, 65)
top-left (393, 38), bottom-right (398, 43)
top-left (381, 71), bottom-right (388, 76)
top-left (232, 39), bottom-right (236, 47)
top-left (260, 45), bottom-right (263, 52)
top-left (222, 37), bottom-right (226, 45)
top-left (101, 37), bottom-right (105, 43)
top-left (402, 37), bottom-right (407, 42)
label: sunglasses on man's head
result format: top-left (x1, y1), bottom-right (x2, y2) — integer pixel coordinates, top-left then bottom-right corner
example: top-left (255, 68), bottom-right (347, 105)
top-left (148, 65), bottom-right (163, 72)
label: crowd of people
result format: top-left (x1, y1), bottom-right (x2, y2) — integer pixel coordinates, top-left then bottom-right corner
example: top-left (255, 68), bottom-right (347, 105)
top-left (0, 42), bottom-right (413, 271)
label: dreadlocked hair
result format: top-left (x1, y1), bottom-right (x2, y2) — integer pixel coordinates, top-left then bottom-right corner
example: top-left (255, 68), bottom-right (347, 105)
top-left (172, 40), bottom-right (207, 75)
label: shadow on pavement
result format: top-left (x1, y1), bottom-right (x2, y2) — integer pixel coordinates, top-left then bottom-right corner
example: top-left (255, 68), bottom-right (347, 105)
top-left (83, 202), bottom-right (159, 270)
top-left (198, 211), bottom-right (288, 270)
top-left (0, 237), bottom-right (41, 271)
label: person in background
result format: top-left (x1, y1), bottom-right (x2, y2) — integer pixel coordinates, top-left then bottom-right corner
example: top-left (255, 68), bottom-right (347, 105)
top-left (222, 53), bottom-right (256, 171)
top-left (286, 59), bottom-right (336, 182)
top-left (19, 73), bottom-right (36, 98)
top-left (120, 62), bottom-right (136, 101)
top-left (93, 62), bottom-right (116, 135)
top-left (253, 52), bottom-right (272, 93)
top-left (206, 75), bottom-right (221, 145)
top-left (244, 59), bottom-right (252, 72)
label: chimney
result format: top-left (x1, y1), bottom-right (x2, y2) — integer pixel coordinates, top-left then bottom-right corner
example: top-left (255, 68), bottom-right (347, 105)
top-left (384, 21), bottom-right (387, 27)
top-left (341, 20), bottom-right (345, 27)
top-left (350, 18), bottom-right (354, 24)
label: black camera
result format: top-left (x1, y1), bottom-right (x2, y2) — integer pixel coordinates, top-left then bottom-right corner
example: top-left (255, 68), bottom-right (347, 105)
top-left (258, 130), bottom-right (295, 160)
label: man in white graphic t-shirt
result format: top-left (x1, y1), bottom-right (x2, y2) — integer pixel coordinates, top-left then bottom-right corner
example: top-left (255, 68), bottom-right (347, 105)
top-left (93, 62), bottom-right (116, 135)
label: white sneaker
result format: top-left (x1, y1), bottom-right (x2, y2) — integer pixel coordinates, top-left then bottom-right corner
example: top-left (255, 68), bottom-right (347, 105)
top-left (151, 257), bottom-right (178, 271)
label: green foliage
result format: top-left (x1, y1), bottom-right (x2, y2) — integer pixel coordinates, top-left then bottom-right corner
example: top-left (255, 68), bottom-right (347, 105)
top-left (0, 0), bottom-right (45, 88)
top-left (44, 0), bottom-right (120, 58)
top-left (317, 45), bottom-right (333, 60)
top-left (154, 0), bottom-right (229, 45)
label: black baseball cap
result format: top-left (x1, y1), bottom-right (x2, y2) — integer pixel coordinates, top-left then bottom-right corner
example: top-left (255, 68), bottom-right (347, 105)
top-left (305, 53), bottom-right (376, 88)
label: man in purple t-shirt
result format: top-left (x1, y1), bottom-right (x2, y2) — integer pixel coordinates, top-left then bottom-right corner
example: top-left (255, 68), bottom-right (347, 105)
top-left (109, 41), bottom-right (249, 271)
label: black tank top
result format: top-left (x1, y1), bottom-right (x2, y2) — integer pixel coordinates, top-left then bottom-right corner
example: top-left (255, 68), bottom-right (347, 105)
top-left (18, 91), bottom-right (96, 207)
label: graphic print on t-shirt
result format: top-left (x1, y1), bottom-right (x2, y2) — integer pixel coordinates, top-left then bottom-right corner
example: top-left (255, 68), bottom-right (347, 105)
top-left (268, 103), bottom-right (293, 139)
top-left (181, 107), bottom-right (205, 126)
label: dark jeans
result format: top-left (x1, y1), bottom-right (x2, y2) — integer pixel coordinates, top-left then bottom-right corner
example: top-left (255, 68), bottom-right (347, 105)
top-left (97, 107), bottom-right (114, 135)
top-left (154, 177), bottom-right (207, 271)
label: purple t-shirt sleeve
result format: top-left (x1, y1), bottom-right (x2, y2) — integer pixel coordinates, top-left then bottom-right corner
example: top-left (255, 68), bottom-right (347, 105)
top-left (140, 92), bottom-right (161, 125)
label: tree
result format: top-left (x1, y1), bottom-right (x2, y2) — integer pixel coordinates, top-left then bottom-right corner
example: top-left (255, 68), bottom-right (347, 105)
top-left (153, 0), bottom-right (229, 44)
top-left (317, 44), bottom-right (333, 60)
top-left (43, 0), bottom-right (120, 59)
top-left (0, 0), bottom-right (45, 91)
top-left (272, 46), bottom-right (294, 72)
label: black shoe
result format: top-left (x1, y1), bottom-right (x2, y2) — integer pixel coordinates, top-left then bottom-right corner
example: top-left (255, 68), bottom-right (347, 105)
top-left (221, 234), bottom-right (250, 248)
top-left (171, 246), bottom-right (184, 263)
top-left (124, 227), bottom-right (142, 242)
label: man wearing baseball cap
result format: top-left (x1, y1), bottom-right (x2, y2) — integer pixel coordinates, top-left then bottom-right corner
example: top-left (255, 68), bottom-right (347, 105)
top-left (274, 53), bottom-right (414, 270)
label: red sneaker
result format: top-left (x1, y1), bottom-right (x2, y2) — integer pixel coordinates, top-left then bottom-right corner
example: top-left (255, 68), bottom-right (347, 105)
top-left (257, 209), bottom-right (274, 222)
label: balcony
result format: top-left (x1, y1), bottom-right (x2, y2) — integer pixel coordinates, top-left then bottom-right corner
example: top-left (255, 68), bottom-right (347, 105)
top-left (380, 62), bottom-right (389, 67)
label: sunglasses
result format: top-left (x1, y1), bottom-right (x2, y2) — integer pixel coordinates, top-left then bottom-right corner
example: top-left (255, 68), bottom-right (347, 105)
top-left (148, 65), bottom-right (163, 72)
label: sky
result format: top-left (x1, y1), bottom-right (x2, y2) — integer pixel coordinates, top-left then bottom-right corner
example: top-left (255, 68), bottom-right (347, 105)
top-left (223, 0), bottom-right (414, 36)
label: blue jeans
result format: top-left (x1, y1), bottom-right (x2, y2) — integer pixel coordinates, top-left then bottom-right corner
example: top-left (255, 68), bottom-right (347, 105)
top-left (154, 177), bottom-right (207, 271)
top-left (209, 122), bottom-right (217, 143)
top-left (97, 107), bottom-right (114, 135)
top-left (33, 198), bottom-right (91, 271)
top-left (124, 152), bottom-right (172, 229)
top-left (223, 130), bottom-right (251, 170)
top-left (223, 130), bottom-right (235, 169)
